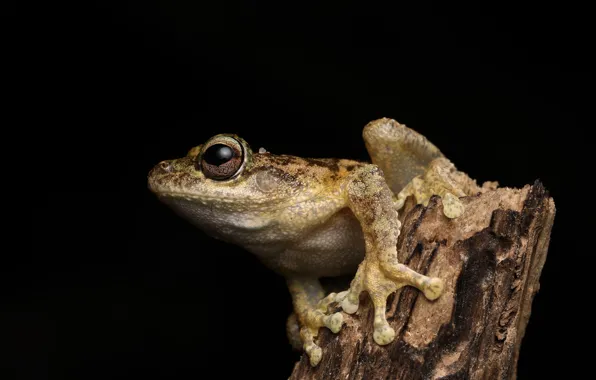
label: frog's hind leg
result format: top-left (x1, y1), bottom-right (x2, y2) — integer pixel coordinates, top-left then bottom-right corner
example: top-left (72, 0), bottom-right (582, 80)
top-left (286, 277), bottom-right (344, 366)
top-left (363, 118), bottom-right (492, 218)
top-left (363, 117), bottom-right (444, 194)
top-left (393, 156), bottom-right (495, 218)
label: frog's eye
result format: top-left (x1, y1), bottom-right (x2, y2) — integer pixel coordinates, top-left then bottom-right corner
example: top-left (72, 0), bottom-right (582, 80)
top-left (199, 137), bottom-right (245, 180)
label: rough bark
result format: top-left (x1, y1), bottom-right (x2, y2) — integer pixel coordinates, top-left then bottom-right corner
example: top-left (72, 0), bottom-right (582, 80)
top-left (290, 181), bottom-right (555, 380)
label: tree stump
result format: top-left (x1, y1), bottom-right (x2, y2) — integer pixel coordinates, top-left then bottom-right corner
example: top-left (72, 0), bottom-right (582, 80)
top-left (290, 181), bottom-right (555, 380)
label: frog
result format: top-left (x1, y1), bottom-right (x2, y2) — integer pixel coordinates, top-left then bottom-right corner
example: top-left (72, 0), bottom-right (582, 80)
top-left (147, 118), bottom-right (493, 366)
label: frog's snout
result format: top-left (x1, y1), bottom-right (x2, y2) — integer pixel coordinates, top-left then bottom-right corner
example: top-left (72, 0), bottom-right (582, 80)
top-left (148, 160), bottom-right (173, 179)
top-left (147, 161), bottom-right (174, 193)
top-left (155, 161), bottom-right (173, 174)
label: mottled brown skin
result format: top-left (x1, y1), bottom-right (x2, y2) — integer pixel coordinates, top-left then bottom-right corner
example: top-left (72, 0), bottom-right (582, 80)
top-left (147, 118), bottom-right (486, 366)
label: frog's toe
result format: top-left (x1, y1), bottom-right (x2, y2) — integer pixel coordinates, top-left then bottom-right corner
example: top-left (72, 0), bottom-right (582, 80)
top-left (292, 291), bottom-right (347, 366)
top-left (313, 292), bottom-right (345, 332)
top-left (323, 312), bottom-right (344, 333)
top-left (373, 323), bottom-right (396, 345)
top-left (335, 274), bottom-right (365, 316)
top-left (442, 192), bottom-right (465, 219)
top-left (298, 312), bottom-right (341, 366)
top-left (371, 298), bottom-right (396, 345)
top-left (343, 257), bottom-right (444, 348)
top-left (393, 191), bottom-right (408, 210)
top-left (301, 307), bottom-right (345, 337)
top-left (335, 290), bottom-right (360, 314)
top-left (381, 262), bottom-right (444, 302)
top-left (365, 272), bottom-right (400, 345)
top-left (422, 277), bottom-right (444, 300)
top-left (300, 327), bottom-right (323, 366)
top-left (341, 296), bottom-right (359, 314)
top-left (307, 345), bottom-right (322, 366)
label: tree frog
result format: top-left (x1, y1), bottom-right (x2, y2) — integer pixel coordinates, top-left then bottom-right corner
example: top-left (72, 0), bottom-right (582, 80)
top-left (147, 118), bottom-right (489, 366)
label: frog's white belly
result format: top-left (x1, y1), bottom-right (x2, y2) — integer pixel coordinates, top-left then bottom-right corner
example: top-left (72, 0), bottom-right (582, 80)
top-left (253, 208), bottom-right (366, 277)
top-left (161, 197), bottom-right (365, 278)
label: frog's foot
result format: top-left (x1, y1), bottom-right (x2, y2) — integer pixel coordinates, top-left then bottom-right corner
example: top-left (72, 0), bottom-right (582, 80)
top-left (394, 157), bottom-right (469, 219)
top-left (296, 292), bottom-right (344, 366)
top-left (335, 258), bottom-right (443, 346)
top-left (287, 279), bottom-right (345, 366)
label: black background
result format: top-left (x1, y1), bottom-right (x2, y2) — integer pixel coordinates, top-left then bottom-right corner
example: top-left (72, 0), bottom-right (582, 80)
top-left (14, 1), bottom-right (593, 379)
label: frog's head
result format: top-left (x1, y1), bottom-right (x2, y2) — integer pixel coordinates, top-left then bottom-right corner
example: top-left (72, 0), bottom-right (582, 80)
top-left (148, 134), bottom-right (314, 230)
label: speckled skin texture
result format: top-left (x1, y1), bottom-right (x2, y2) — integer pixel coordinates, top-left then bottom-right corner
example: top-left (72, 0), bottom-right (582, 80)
top-left (147, 118), bottom-right (489, 366)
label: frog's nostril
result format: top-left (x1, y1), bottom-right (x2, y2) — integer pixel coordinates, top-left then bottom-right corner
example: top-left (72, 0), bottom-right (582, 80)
top-left (159, 161), bottom-right (173, 173)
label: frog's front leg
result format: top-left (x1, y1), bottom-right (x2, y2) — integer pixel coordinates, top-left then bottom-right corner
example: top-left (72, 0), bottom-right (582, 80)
top-left (336, 165), bottom-right (444, 345)
top-left (287, 277), bottom-right (343, 366)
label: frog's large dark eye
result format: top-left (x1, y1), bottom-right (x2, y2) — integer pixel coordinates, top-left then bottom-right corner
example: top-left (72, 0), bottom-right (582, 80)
top-left (199, 137), bottom-right (244, 180)
top-left (203, 144), bottom-right (234, 165)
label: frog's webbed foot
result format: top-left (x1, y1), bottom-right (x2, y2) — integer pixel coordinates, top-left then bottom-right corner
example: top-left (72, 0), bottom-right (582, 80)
top-left (335, 254), bottom-right (443, 345)
top-left (394, 157), bottom-right (478, 219)
top-left (287, 278), bottom-right (344, 366)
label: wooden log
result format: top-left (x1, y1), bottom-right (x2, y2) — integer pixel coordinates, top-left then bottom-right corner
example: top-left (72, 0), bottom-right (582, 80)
top-left (290, 181), bottom-right (555, 380)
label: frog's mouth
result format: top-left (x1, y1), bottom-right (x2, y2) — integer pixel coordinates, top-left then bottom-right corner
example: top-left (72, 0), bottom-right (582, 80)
top-left (148, 171), bottom-right (295, 213)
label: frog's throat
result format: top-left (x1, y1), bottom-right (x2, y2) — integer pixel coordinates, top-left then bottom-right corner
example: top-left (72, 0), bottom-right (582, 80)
top-left (154, 190), bottom-right (318, 212)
